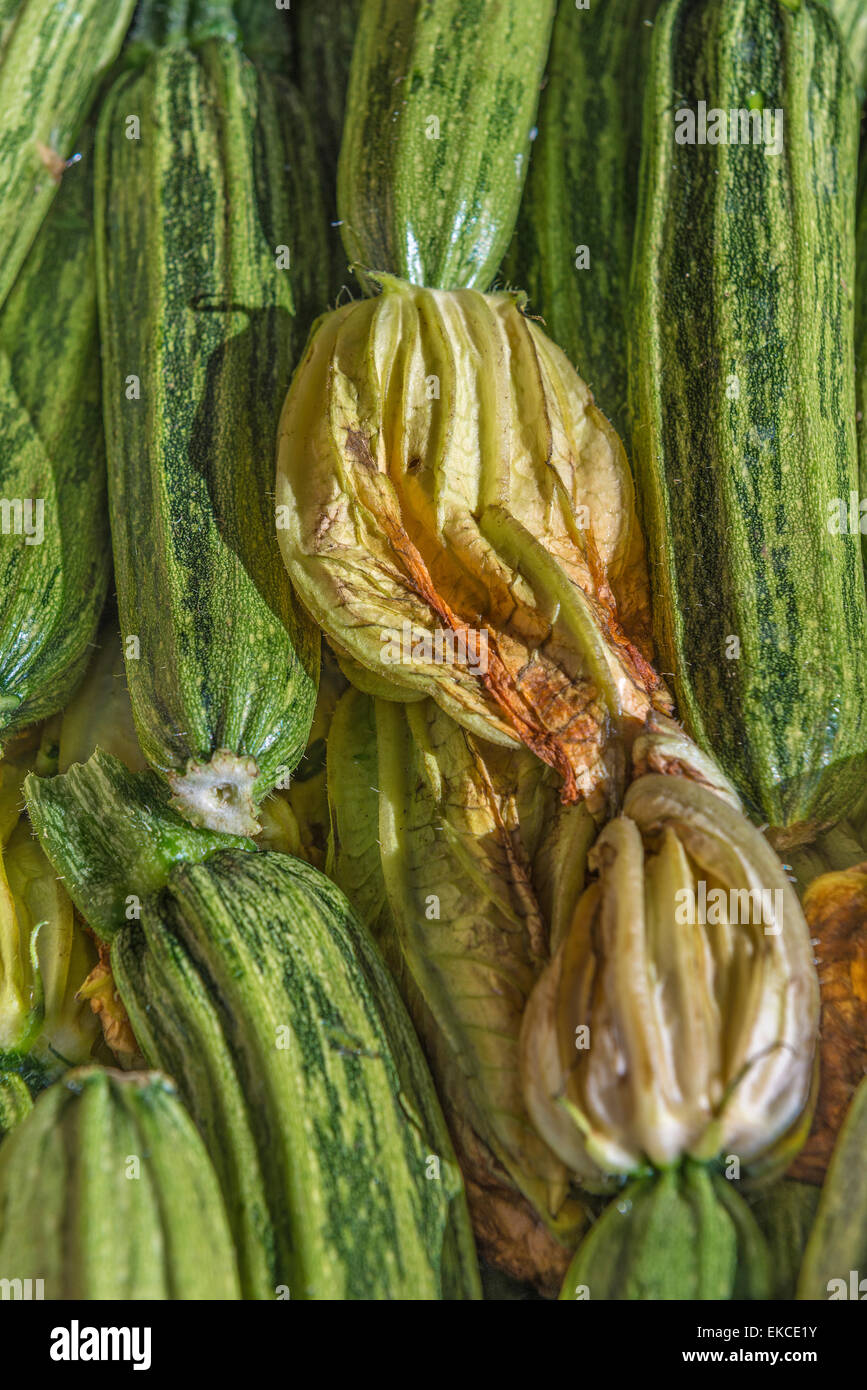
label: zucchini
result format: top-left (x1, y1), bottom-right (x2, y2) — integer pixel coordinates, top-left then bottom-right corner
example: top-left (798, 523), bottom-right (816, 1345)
top-left (26, 751), bottom-right (481, 1301)
top-left (630, 0), bottom-right (867, 844)
top-left (747, 1180), bottom-right (820, 1299)
top-left (338, 0), bottom-right (555, 291)
top-left (0, 130), bottom-right (109, 746)
top-left (95, 2), bottom-right (326, 836)
top-left (0, 0), bottom-right (135, 310)
top-left (797, 1076), bottom-right (867, 1298)
top-left (0, 1067), bottom-right (241, 1298)
top-left (124, 852), bottom-right (482, 1300)
top-left (25, 750), bottom-right (253, 941)
top-left (294, 0), bottom-right (361, 301)
top-left (823, 1), bottom-right (867, 98)
top-left (507, 0), bottom-right (660, 447)
top-left (559, 1167), bottom-right (771, 1301)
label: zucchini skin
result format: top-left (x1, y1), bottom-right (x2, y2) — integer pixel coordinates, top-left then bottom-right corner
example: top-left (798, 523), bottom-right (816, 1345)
top-left (338, 0), bottom-right (555, 291)
top-left (293, 0), bottom-right (361, 302)
top-left (114, 850), bottom-right (481, 1301)
top-left (0, 1067), bottom-right (241, 1299)
top-left (559, 1167), bottom-right (771, 1301)
top-left (823, 0), bottom-right (867, 97)
top-left (507, 0), bottom-right (660, 447)
top-left (0, 0), bottom-right (136, 310)
top-left (0, 132), bottom-right (109, 745)
top-left (630, 0), bottom-right (867, 843)
top-left (95, 32), bottom-right (325, 832)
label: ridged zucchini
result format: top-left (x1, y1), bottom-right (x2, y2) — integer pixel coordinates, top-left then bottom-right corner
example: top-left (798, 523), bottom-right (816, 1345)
top-left (338, 0), bottom-right (555, 291)
top-left (25, 752), bottom-right (481, 1301)
top-left (124, 853), bottom-right (481, 1301)
top-left (0, 1067), bottom-right (240, 1298)
top-left (95, 2), bottom-right (326, 836)
top-left (630, 0), bottom-right (867, 844)
top-left (506, 0), bottom-right (660, 447)
top-left (823, 0), bottom-right (867, 97)
top-left (0, 0), bottom-right (135, 310)
top-left (294, 0), bottom-right (361, 301)
top-left (0, 130), bottom-right (109, 746)
top-left (25, 750), bottom-right (253, 941)
top-left (559, 1167), bottom-right (771, 1301)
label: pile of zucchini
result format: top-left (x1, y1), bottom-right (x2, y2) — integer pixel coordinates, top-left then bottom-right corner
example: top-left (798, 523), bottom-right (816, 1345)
top-left (1, 0), bottom-right (866, 1302)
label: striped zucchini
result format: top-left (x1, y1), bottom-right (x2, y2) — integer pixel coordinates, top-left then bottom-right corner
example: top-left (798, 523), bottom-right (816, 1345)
top-left (0, 2), bottom-right (19, 60)
top-left (630, 0), bottom-right (867, 844)
top-left (122, 854), bottom-right (481, 1301)
top-left (25, 750), bottom-right (253, 941)
top-left (294, 0), bottom-right (361, 301)
top-left (337, 0), bottom-right (555, 291)
top-left (0, 1067), bottom-right (240, 1298)
top-left (25, 751), bottom-right (481, 1300)
top-left (559, 1167), bottom-right (771, 1301)
top-left (0, 129), bottom-right (109, 746)
top-left (506, 0), bottom-right (660, 447)
top-left (855, 134), bottom-right (867, 531)
top-left (823, 0), bottom-right (867, 97)
top-left (0, 0), bottom-right (135, 310)
top-left (96, 3), bottom-right (326, 836)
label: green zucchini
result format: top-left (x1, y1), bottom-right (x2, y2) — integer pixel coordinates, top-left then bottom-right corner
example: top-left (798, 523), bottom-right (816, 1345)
top-left (24, 750), bottom-right (253, 941)
top-left (0, 1067), bottom-right (240, 1298)
top-left (823, 1), bottom-right (867, 98)
top-left (0, 130), bottom-right (109, 746)
top-left (126, 853), bottom-right (481, 1300)
top-left (294, 0), bottom-right (361, 301)
top-left (797, 1076), bottom-right (867, 1299)
top-left (506, 0), bottom-right (660, 446)
top-left (26, 750), bottom-right (481, 1300)
top-left (0, 2), bottom-right (20, 60)
top-left (747, 1180), bottom-right (820, 1299)
top-left (338, 0), bottom-right (555, 291)
top-left (0, 0), bottom-right (135, 310)
top-left (630, 0), bottom-right (867, 845)
top-left (96, 3), bottom-right (326, 836)
top-left (559, 1166), bottom-right (771, 1301)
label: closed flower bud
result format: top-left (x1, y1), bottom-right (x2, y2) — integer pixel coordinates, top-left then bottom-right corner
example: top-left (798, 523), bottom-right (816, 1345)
top-left (520, 775), bottom-right (819, 1187)
top-left (277, 275), bottom-right (670, 813)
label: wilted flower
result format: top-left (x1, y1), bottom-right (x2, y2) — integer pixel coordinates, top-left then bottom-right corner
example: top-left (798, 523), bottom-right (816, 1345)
top-left (277, 275), bottom-right (671, 814)
top-left (630, 710), bottom-right (742, 812)
top-left (0, 810), bottom-right (99, 1079)
top-left (327, 685), bottom-right (592, 1247)
top-left (520, 775), bottom-right (819, 1187)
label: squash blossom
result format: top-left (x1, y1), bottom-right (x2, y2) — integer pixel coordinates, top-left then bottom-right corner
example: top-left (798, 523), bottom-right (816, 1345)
top-left (0, 751), bottom-right (99, 1081)
top-left (276, 275), bottom-right (671, 813)
top-left (520, 774), bottom-right (819, 1189)
top-left (327, 686), bottom-right (593, 1256)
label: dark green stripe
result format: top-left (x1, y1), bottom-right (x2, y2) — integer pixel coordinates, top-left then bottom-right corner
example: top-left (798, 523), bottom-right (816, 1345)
top-left (630, 0), bottom-right (867, 839)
